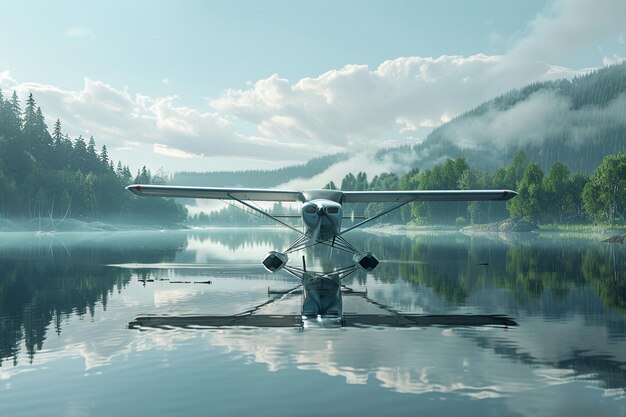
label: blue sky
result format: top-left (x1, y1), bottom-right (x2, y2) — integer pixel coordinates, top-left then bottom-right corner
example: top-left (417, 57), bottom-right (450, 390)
top-left (2, 1), bottom-right (550, 98)
top-left (1, 0), bottom-right (625, 173)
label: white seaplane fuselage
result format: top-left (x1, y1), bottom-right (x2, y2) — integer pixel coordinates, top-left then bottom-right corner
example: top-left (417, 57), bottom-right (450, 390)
top-left (302, 199), bottom-right (343, 240)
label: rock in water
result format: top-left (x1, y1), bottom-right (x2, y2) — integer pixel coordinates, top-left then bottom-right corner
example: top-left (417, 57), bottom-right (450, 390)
top-left (461, 217), bottom-right (539, 233)
top-left (603, 234), bottom-right (625, 244)
top-left (496, 218), bottom-right (539, 232)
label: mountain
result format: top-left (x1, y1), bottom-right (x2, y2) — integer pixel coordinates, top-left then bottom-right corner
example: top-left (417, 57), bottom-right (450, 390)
top-left (380, 62), bottom-right (626, 173)
top-left (170, 153), bottom-right (348, 187)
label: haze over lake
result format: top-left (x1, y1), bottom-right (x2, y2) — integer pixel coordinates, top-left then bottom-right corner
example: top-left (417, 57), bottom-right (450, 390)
top-left (1, 228), bottom-right (624, 417)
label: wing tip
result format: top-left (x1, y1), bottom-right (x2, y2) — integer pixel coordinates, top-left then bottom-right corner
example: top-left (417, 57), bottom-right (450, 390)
top-left (502, 189), bottom-right (518, 200)
top-left (126, 184), bottom-right (143, 195)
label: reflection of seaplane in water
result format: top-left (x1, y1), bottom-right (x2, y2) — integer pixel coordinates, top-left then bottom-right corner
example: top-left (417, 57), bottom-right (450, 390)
top-left (130, 283), bottom-right (518, 329)
top-left (127, 185), bottom-right (517, 324)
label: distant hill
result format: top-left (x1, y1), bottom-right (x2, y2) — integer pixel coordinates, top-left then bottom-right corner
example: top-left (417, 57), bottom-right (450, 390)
top-left (380, 62), bottom-right (626, 173)
top-left (170, 153), bottom-right (348, 187)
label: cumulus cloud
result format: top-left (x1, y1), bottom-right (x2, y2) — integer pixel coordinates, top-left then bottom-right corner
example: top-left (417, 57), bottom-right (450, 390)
top-left (211, 54), bottom-right (591, 154)
top-left (2, 78), bottom-right (330, 165)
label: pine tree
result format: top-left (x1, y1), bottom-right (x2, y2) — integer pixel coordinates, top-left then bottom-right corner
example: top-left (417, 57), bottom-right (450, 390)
top-left (22, 93), bottom-right (37, 146)
top-left (137, 165), bottom-right (150, 184)
top-left (6, 91), bottom-right (22, 138)
top-left (0, 89), bottom-right (6, 138)
top-left (87, 136), bottom-right (96, 155)
top-left (86, 136), bottom-right (100, 173)
top-left (35, 107), bottom-right (51, 147)
top-left (100, 145), bottom-right (109, 167)
top-left (52, 119), bottom-right (63, 146)
top-left (71, 136), bottom-right (88, 171)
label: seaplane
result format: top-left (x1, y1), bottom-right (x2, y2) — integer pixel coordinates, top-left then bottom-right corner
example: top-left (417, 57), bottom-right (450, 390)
top-left (127, 184), bottom-right (517, 326)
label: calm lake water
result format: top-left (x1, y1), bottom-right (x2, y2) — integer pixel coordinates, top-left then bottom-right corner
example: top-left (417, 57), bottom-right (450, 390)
top-left (1, 228), bottom-right (625, 417)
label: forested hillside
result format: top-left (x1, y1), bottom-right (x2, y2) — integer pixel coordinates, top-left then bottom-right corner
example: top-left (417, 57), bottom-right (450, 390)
top-left (379, 63), bottom-right (626, 173)
top-left (0, 91), bottom-right (186, 224)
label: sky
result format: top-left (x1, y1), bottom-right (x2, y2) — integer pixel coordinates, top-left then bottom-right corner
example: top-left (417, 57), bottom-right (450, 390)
top-left (0, 0), bottom-right (625, 174)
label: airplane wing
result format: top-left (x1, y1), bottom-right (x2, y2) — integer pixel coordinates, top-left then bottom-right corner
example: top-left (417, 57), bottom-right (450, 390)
top-left (127, 185), bottom-right (516, 203)
top-left (129, 313), bottom-right (517, 329)
top-left (126, 184), bottom-right (304, 202)
top-left (341, 189), bottom-right (517, 203)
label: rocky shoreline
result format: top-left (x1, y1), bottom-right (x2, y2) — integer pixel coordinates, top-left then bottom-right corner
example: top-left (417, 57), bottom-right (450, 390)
top-left (460, 218), bottom-right (539, 233)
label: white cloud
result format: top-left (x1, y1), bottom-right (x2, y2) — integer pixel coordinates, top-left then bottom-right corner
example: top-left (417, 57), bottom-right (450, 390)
top-left (153, 144), bottom-right (196, 159)
top-left (7, 78), bottom-right (327, 166)
top-left (65, 26), bottom-right (95, 40)
top-left (505, 0), bottom-right (626, 66)
top-left (212, 55), bottom-right (582, 151)
top-left (603, 54), bottom-right (625, 66)
top-left (0, 70), bottom-right (16, 87)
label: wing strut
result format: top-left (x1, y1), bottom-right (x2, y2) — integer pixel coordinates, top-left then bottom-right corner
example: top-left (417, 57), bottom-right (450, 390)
top-left (339, 199), bottom-right (415, 236)
top-left (226, 193), bottom-right (303, 235)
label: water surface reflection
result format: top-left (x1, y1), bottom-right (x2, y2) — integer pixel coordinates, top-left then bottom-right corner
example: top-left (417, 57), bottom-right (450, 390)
top-left (0, 229), bottom-right (624, 417)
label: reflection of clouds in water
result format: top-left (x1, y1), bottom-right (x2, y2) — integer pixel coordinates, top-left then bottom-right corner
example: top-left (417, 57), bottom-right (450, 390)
top-left (153, 288), bottom-right (199, 307)
top-left (376, 367), bottom-right (510, 399)
top-left (3, 315), bottom-right (624, 405)
top-left (0, 365), bottom-right (38, 385)
top-left (206, 328), bottom-right (536, 398)
top-left (201, 319), bottom-right (626, 401)
top-left (23, 306), bottom-right (618, 401)
top-left (501, 315), bottom-right (626, 365)
top-left (134, 329), bottom-right (197, 354)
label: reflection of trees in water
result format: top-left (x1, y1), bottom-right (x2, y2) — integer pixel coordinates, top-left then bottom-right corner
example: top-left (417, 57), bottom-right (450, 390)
top-left (363, 233), bottom-right (625, 311)
top-left (583, 245), bottom-right (625, 310)
top-left (504, 241), bottom-right (586, 304)
top-left (188, 228), bottom-right (295, 251)
top-left (0, 233), bottom-right (186, 367)
top-left (190, 229), bottom-right (625, 311)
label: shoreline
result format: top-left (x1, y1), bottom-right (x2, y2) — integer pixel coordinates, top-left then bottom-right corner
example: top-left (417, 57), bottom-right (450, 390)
top-left (0, 217), bottom-right (187, 233)
top-left (1, 217), bottom-right (624, 239)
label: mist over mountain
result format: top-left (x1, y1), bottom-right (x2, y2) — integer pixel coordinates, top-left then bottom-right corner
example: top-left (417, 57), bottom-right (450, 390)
top-left (170, 153), bottom-right (348, 188)
top-left (383, 62), bottom-right (626, 173)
